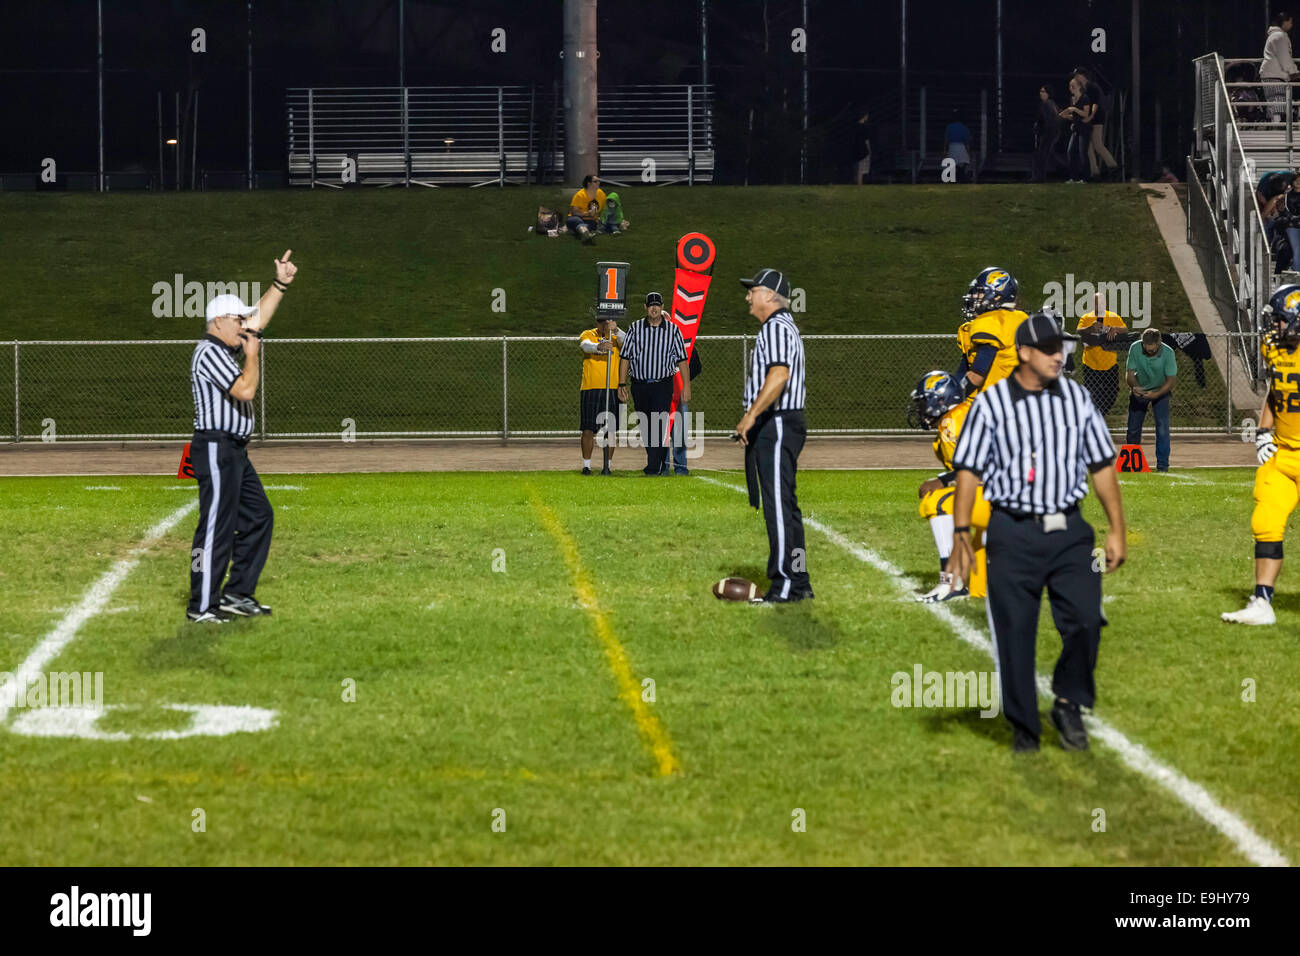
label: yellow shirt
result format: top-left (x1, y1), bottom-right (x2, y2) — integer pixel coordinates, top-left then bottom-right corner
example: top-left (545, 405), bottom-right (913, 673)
top-left (579, 327), bottom-right (622, 390)
top-left (1264, 332), bottom-right (1300, 451)
top-left (966, 308), bottom-right (1025, 393)
top-left (1077, 310), bottom-right (1127, 371)
top-left (933, 398), bottom-right (973, 471)
top-left (569, 187), bottom-right (607, 221)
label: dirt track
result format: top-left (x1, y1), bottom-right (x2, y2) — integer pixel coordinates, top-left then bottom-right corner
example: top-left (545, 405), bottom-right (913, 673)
top-left (0, 436), bottom-right (1257, 476)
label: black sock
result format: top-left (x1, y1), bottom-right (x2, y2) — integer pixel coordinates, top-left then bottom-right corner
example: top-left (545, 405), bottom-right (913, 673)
top-left (1254, 584), bottom-right (1275, 603)
top-left (939, 556), bottom-right (949, 572)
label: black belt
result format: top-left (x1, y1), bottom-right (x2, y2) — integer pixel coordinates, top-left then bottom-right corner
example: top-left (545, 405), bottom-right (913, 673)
top-left (992, 503), bottom-right (1079, 526)
top-left (193, 429), bottom-right (250, 447)
top-left (630, 375), bottom-right (672, 385)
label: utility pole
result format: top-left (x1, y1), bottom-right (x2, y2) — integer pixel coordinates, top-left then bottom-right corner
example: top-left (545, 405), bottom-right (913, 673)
top-left (1131, 0), bottom-right (1140, 182)
top-left (97, 0), bottom-right (104, 192)
top-left (563, 0), bottom-right (598, 184)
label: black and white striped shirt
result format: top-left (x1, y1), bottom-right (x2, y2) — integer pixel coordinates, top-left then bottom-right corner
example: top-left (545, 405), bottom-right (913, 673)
top-left (621, 317), bottom-right (687, 382)
top-left (191, 335), bottom-right (254, 439)
top-left (952, 374), bottom-right (1115, 514)
top-left (745, 309), bottom-right (806, 411)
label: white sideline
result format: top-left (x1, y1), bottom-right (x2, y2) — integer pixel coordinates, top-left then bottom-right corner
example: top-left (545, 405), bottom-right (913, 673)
top-left (0, 501), bottom-right (198, 726)
top-left (695, 474), bottom-right (1290, 868)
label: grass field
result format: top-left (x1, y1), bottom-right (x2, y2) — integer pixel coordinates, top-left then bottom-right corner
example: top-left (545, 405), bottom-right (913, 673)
top-left (1, 468), bottom-right (1295, 865)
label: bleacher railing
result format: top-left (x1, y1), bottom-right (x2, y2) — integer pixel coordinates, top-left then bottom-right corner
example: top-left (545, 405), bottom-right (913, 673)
top-left (0, 334), bottom-right (1262, 443)
top-left (286, 84), bottom-right (714, 188)
top-left (1190, 54), bottom-right (1276, 382)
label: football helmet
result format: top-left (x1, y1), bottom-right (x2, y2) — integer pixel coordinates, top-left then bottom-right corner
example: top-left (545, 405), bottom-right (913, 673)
top-left (908, 370), bottom-right (966, 430)
top-left (1264, 284), bottom-right (1300, 346)
top-left (961, 267), bottom-right (1019, 319)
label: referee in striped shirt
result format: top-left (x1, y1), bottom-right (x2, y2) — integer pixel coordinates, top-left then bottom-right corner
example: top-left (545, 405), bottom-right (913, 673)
top-left (734, 268), bottom-right (812, 603)
top-left (618, 292), bottom-right (690, 475)
top-left (186, 250), bottom-right (297, 623)
top-left (947, 311), bottom-right (1126, 752)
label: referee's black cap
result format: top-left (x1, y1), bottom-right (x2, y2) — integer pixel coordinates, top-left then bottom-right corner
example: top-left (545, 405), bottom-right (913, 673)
top-left (1015, 310), bottom-right (1079, 351)
top-left (740, 268), bottom-right (791, 299)
top-left (645, 291), bottom-right (663, 306)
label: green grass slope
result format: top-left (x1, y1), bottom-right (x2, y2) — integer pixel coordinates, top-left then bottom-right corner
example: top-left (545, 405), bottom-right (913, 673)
top-left (1, 185), bottom-right (1195, 339)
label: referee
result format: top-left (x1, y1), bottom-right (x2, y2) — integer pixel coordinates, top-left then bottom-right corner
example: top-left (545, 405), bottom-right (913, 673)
top-left (734, 268), bottom-right (812, 603)
top-left (186, 250), bottom-right (297, 623)
top-left (947, 311), bottom-right (1126, 752)
top-left (618, 292), bottom-right (690, 476)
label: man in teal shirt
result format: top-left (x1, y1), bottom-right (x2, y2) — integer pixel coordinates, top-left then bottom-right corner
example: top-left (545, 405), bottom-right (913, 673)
top-left (1125, 329), bottom-right (1177, 471)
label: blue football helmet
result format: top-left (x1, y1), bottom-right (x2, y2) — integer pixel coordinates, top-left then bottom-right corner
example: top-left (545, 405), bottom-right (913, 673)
top-left (961, 267), bottom-right (1019, 319)
top-left (908, 370), bottom-right (966, 430)
top-left (1264, 284), bottom-right (1300, 345)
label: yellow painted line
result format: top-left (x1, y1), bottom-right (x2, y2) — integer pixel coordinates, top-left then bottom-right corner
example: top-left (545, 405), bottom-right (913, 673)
top-left (529, 493), bottom-right (681, 777)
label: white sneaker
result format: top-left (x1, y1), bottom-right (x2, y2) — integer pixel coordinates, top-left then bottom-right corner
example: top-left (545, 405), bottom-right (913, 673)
top-left (917, 572), bottom-right (969, 603)
top-left (1221, 595), bottom-right (1276, 626)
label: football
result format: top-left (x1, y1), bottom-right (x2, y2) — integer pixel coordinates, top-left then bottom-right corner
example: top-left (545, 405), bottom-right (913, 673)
top-left (713, 577), bottom-right (760, 602)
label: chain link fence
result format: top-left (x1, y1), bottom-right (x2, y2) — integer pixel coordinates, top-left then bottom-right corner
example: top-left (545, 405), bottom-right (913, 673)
top-left (0, 333), bottom-right (1268, 443)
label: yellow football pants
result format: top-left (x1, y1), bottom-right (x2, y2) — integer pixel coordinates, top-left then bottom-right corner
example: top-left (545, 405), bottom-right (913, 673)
top-left (919, 485), bottom-right (990, 598)
top-left (1252, 447), bottom-right (1300, 542)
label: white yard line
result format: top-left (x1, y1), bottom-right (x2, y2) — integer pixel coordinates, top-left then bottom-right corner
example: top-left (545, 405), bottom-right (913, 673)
top-left (0, 502), bottom-right (198, 726)
top-left (695, 474), bottom-right (1290, 868)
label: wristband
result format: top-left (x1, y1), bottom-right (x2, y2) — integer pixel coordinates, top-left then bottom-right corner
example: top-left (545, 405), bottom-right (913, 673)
top-left (953, 526), bottom-right (971, 534)
top-left (619, 383), bottom-right (628, 388)
top-left (272, 279), bottom-right (288, 292)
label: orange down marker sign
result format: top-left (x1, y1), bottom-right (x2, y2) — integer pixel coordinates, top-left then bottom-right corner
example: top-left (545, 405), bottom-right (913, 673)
top-left (177, 442), bottom-right (195, 479)
top-left (1115, 444), bottom-right (1150, 473)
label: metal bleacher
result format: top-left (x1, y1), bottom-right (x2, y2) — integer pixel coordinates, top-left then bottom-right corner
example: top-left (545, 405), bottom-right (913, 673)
top-left (1189, 54), bottom-right (1279, 382)
top-left (286, 84), bottom-right (714, 187)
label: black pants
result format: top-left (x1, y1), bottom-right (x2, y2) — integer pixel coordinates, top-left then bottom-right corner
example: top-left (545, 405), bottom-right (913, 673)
top-left (985, 507), bottom-right (1102, 740)
top-left (1082, 365), bottom-right (1119, 416)
top-left (188, 432), bottom-right (274, 614)
top-left (751, 410), bottom-right (811, 598)
top-left (630, 376), bottom-right (674, 475)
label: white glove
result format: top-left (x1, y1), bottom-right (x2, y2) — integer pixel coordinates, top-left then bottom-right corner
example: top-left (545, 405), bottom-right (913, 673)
top-left (1257, 429), bottom-right (1278, 465)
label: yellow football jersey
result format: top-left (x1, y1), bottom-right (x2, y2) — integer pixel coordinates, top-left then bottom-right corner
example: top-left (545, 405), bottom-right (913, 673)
top-left (966, 309), bottom-right (1025, 392)
top-left (1264, 332), bottom-right (1300, 451)
top-left (933, 398), bottom-right (973, 471)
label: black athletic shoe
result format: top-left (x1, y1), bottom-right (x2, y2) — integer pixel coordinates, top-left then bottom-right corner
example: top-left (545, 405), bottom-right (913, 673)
top-left (581, 467), bottom-right (592, 475)
top-left (219, 594), bottom-right (272, 617)
top-left (1012, 728), bottom-right (1040, 753)
top-left (1050, 699), bottom-right (1089, 750)
top-left (789, 589), bottom-right (815, 602)
top-left (186, 609), bottom-right (227, 624)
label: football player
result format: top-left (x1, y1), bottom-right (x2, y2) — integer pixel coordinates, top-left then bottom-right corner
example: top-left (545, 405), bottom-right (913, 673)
top-left (1223, 284), bottom-right (1300, 625)
top-left (908, 370), bottom-right (991, 602)
top-left (956, 267), bottom-right (1028, 397)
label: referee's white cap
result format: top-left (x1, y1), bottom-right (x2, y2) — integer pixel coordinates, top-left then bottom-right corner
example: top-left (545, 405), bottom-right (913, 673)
top-left (205, 294), bottom-right (258, 323)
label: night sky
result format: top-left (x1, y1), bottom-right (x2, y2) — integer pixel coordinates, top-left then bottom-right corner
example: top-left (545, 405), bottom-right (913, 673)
top-left (0, 0), bottom-right (1270, 184)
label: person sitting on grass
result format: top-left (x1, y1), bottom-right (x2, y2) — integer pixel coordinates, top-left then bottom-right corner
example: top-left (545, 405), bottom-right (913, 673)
top-left (567, 174), bottom-right (606, 245)
top-left (601, 191), bottom-right (629, 235)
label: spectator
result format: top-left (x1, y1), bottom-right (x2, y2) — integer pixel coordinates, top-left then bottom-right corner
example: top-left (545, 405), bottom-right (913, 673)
top-left (1032, 85), bottom-right (1063, 182)
top-left (944, 110), bottom-right (973, 181)
top-left (1073, 68), bottom-right (1120, 181)
top-left (1077, 293), bottom-right (1128, 416)
top-left (670, 346), bottom-right (702, 476)
top-left (1257, 169), bottom-right (1295, 265)
top-left (1155, 162), bottom-right (1180, 183)
top-left (566, 174), bottom-right (605, 245)
top-left (1261, 11), bottom-right (1299, 123)
top-left (1060, 77), bottom-right (1091, 184)
top-left (601, 191), bottom-right (629, 235)
top-left (854, 109), bottom-right (874, 185)
top-left (1125, 329), bottom-right (1177, 472)
top-left (1165, 331), bottom-right (1213, 388)
top-left (1277, 172), bottom-right (1300, 270)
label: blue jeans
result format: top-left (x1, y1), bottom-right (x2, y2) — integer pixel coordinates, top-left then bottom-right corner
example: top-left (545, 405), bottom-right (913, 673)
top-left (1126, 393), bottom-right (1170, 469)
top-left (670, 400), bottom-right (690, 475)
top-left (1286, 226), bottom-right (1300, 270)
